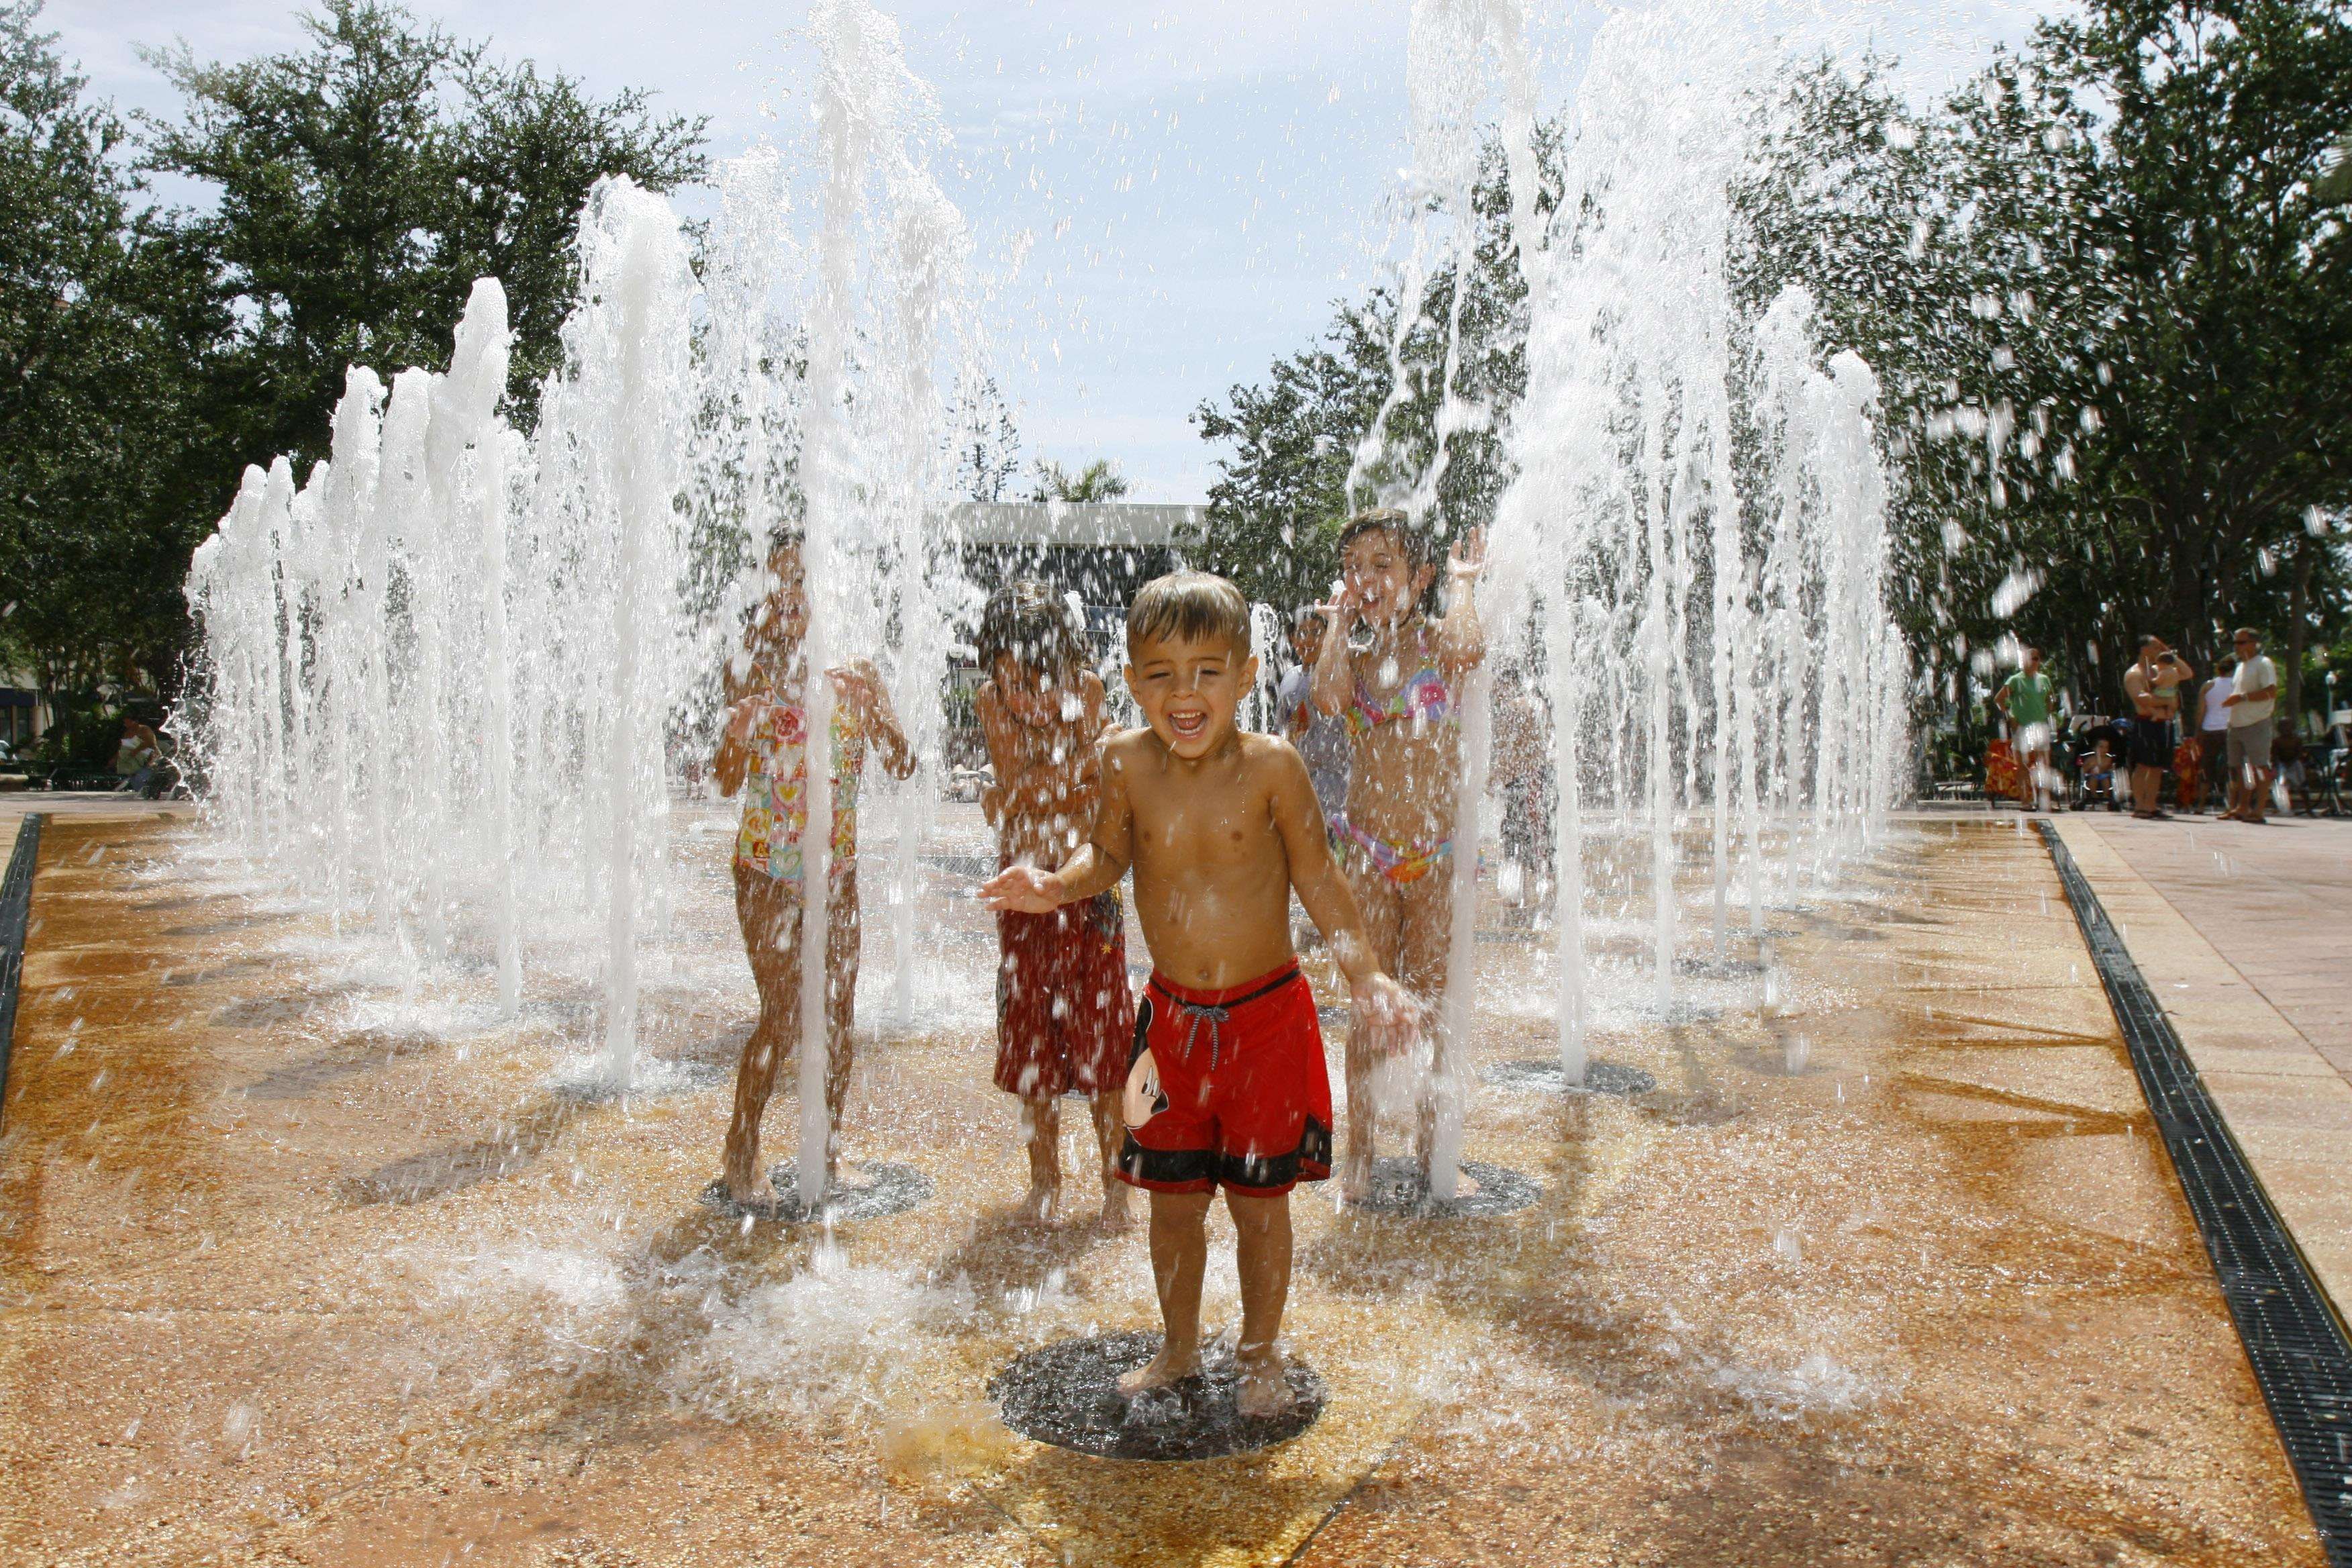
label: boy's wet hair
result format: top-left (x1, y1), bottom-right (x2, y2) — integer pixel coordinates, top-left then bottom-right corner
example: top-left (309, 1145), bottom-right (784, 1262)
top-left (978, 580), bottom-right (1088, 679)
top-left (1336, 506), bottom-right (1425, 566)
top-left (1126, 571), bottom-right (1250, 656)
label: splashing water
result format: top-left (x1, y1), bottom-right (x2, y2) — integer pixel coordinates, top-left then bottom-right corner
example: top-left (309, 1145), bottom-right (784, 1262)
top-left (182, 2), bottom-right (977, 1181)
top-left (184, 0), bottom-right (1910, 1214)
top-left (184, 183), bottom-right (696, 1090)
top-left (1355, 0), bottom-right (1910, 1194)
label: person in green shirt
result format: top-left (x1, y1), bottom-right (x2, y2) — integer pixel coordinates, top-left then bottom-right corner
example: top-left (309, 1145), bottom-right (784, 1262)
top-left (1996, 648), bottom-right (2059, 812)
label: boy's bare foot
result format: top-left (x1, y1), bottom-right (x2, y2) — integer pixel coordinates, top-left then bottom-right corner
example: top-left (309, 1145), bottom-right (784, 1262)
top-left (1235, 1343), bottom-right (1292, 1419)
top-left (1116, 1344), bottom-right (1202, 1398)
top-left (1099, 1187), bottom-right (1135, 1231)
top-left (1016, 1181), bottom-right (1061, 1226)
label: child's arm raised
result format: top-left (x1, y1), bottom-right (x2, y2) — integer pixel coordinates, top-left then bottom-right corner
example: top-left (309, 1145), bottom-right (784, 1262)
top-left (979, 730), bottom-right (1134, 912)
top-left (1269, 746), bottom-right (1417, 1052)
top-left (1310, 588), bottom-right (1358, 718)
top-left (1432, 526), bottom-right (1488, 680)
top-left (834, 658), bottom-right (919, 781)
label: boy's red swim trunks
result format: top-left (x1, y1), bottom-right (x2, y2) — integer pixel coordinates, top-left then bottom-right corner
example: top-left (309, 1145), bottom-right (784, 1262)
top-left (1118, 962), bottom-right (1333, 1197)
top-left (994, 891), bottom-right (1135, 1099)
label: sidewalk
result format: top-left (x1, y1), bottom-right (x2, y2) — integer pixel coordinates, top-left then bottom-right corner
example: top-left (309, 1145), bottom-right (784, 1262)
top-left (2050, 812), bottom-right (2352, 1318)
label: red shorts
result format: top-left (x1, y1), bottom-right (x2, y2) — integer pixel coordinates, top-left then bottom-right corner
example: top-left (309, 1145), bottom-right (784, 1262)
top-left (1119, 963), bottom-right (1333, 1197)
top-left (994, 892), bottom-right (1134, 1100)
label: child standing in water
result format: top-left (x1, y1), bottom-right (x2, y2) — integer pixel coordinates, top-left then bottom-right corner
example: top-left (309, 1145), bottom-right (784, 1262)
top-left (975, 582), bottom-right (1134, 1228)
top-left (1310, 508), bottom-right (1486, 1199)
top-left (714, 538), bottom-right (916, 1206)
top-left (984, 571), bottom-right (1413, 1418)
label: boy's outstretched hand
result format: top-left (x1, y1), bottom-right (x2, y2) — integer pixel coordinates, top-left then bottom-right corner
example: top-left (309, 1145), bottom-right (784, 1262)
top-left (1349, 971), bottom-right (1420, 1060)
top-left (981, 864), bottom-right (1065, 913)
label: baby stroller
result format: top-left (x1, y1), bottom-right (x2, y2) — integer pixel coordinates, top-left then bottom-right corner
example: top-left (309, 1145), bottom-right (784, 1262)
top-left (2069, 716), bottom-right (2126, 812)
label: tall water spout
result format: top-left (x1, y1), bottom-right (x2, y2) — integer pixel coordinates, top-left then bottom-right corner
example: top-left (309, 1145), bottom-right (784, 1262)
top-left (438, 282), bottom-right (520, 1015)
top-left (1381, 0), bottom-right (1913, 1101)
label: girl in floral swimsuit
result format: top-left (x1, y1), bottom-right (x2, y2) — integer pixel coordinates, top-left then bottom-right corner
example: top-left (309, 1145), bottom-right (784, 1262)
top-left (1310, 508), bottom-right (1486, 1198)
top-left (713, 539), bottom-right (916, 1206)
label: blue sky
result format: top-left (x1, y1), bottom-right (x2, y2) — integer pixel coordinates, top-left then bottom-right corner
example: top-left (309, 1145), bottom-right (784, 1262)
top-left (54, 1), bottom-right (2053, 500)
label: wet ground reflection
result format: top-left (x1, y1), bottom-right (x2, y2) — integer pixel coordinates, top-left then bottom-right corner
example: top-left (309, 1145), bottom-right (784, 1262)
top-left (0, 813), bottom-right (2322, 1567)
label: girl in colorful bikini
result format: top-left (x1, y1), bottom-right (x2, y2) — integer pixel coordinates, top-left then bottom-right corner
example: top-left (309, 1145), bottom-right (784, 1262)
top-left (1309, 507), bottom-right (1487, 1198)
top-left (713, 537), bottom-right (917, 1207)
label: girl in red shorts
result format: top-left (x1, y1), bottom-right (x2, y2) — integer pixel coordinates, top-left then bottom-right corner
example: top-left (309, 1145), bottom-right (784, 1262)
top-left (977, 582), bottom-right (1135, 1226)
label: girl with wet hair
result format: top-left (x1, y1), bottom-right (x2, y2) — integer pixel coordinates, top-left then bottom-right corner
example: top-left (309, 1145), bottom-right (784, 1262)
top-left (1308, 507), bottom-right (1487, 1199)
top-left (712, 536), bottom-right (917, 1206)
top-left (975, 581), bottom-right (1134, 1227)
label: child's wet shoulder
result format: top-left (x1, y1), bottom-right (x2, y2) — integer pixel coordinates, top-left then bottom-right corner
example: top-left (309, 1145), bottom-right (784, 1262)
top-left (1100, 726), bottom-right (1154, 772)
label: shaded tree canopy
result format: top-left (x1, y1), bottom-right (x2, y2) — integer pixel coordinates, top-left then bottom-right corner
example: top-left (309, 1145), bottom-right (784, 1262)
top-left (0, 1), bottom-right (225, 699)
top-left (0, 0), bottom-right (707, 724)
top-left (141, 0), bottom-right (708, 470)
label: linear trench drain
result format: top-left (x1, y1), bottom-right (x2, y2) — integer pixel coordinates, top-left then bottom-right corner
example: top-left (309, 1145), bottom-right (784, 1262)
top-left (0, 813), bottom-right (44, 1132)
top-left (2037, 820), bottom-right (2352, 1565)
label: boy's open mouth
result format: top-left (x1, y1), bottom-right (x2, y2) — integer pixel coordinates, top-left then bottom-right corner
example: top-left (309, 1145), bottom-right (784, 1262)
top-left (1167, 708), bottom-right (1208, 740)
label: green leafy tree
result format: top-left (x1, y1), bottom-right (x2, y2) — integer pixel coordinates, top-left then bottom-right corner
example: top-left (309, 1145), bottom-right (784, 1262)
top-left (1191, 130), bottom-right (1557, 611)
top-left (140, 0), bottom-right (707, 469)
top-left (1737, 0), bottom-right (2352, 722)
top-left (1188, 299), bottom-right (1390, 607)
top-left (950, 372), bottom-right (1022, 501)
top-left (0, 1), bottom-right (228, 707)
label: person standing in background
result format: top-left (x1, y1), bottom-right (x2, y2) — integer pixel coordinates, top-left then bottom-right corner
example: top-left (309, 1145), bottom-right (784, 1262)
top-left (1276, 607), bottom-right (1352, 829)
top-left (2194, 658), bottom-right (2235, 812)
top-left (2122, 636), bottom-right (2194, 821)
top-left (2222, 628), bottom-right (2280, 824)
top-left (1995, 647), bottom-right (2058, 813)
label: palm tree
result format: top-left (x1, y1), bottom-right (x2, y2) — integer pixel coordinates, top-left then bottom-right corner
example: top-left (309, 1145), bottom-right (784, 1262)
top-left (1030, 458), bottom-right (1130, 503)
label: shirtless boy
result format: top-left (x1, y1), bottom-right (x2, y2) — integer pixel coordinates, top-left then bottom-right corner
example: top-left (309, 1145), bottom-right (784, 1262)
top-left (2122, 636), bottom-right (2195, 821)
top-left (983, 571), bottom-right (1414, 1418)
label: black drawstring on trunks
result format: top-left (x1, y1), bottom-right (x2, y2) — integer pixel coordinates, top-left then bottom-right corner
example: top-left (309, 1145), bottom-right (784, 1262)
top-left (1150, 966), bottom-right (1299, 1074)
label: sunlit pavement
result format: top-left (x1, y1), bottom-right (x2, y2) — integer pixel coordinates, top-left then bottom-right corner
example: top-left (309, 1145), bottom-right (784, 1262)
top-left (0, 813), bottom-right (2322, 1567)
top-left (2053, 813), bottom-right (2352, 1324)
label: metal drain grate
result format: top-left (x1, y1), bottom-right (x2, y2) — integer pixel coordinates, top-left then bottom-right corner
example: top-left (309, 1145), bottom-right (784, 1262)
top-left (2039, 821), bottom-right (2352, 1565)
top-left (0, 813), bottom-right (43, 1132)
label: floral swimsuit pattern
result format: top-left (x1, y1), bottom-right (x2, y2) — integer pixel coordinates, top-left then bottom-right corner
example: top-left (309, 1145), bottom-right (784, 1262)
top-left (734, 696), bottom-right (863, 884)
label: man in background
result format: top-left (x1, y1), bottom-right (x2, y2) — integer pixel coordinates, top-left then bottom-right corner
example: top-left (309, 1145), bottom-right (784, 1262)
top-left (2122, 636), bottom-right (2194, 821)
top-left (2222, 628), bottom-right (2280, 824)
top-left (2194, 657), bottom-right (2235, 812)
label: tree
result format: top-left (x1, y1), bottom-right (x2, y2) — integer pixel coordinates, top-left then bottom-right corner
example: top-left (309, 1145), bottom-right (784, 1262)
top-left (1736, 1), bottom-right (2352, 719)
top-left (0, 2), bottom-right (229, 709)
top-left (949, 371), bottom-right (1021, 501)
top-left (1190, 130), bottom-right (1557, 611)
top-left (140, 0), bottom-right (706, 469)
top-left (1030, 457), bottom-right (1130, 503)
top-left (1187, 299), bottom-right (1391, 608)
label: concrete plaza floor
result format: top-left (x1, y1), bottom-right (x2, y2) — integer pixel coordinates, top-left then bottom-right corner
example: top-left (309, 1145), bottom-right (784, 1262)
top-left (0, 810), bottom-right (2324, 1567)
top-left (2051, 812), bottom-right (2352, 1321)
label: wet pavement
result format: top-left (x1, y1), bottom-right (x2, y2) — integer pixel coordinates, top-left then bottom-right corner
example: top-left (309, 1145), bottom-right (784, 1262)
top-left (0, 812), bottom-right (2321, 1566)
